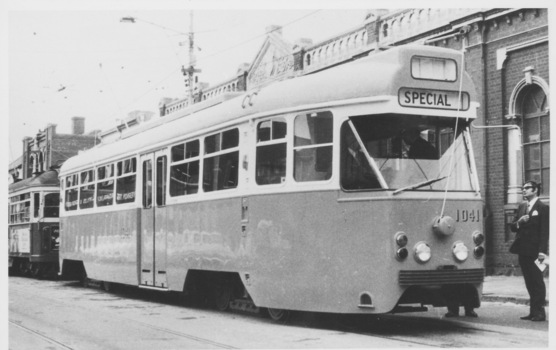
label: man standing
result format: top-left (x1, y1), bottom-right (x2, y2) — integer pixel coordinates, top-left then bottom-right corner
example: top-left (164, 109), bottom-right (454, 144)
top-left (510, 181), bottom-right (549, 321)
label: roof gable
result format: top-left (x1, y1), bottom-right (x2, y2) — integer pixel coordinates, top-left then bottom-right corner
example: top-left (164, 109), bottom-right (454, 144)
top-left (247, 30), bottom-right (294, 89)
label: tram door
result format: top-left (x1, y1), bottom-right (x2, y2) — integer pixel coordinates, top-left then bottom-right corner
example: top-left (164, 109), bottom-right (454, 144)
top-left (139, 150), bottom-right (168, 288)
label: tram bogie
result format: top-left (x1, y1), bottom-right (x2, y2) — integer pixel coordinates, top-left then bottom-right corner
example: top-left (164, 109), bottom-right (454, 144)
top-left (59, 45), bottom-right (484, 318)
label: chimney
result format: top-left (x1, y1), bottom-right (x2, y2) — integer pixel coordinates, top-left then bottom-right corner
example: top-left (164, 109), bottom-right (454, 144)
top-left (293, 38), bottom-right (313, 52)
top-left (72, 116), bottom-right (85, 135)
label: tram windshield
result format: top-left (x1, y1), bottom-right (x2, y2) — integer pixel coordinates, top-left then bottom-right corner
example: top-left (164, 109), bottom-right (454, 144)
top-left (341, 114), bottom-right (476, 192)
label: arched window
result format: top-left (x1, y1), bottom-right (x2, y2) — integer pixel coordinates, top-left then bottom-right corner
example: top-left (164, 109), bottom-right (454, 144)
top-left (382, 24), bottom-right (389, 38)
top-left (519, 84), bottom-right (550, 196)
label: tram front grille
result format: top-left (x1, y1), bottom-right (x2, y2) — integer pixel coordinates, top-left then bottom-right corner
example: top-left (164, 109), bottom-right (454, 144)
top-left (398, 268), bottom-right (485, 286)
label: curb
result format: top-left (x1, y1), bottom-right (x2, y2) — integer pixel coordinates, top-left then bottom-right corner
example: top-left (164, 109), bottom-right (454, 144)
top-left (482, 295), bottom-right (549, 306)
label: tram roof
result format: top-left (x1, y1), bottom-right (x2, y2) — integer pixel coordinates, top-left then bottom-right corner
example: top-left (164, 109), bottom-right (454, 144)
top-left (9, 169), bottom-right (60, 194)
top-left (60, 45), bottom-right (477, 176)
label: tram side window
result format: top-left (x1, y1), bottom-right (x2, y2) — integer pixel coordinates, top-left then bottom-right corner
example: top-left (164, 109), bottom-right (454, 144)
top-left (203, 129), bottom-right (239, 192)
top-left (116, 158), bottom-right (137, 204)
top-left (293, 111), bottom-right (333, 182)
top-left (142, 160), bottom-right (153, 208)
top-left (34, 193), bottom-right (40, 218)
top-left (97, 164), bottom-right (114, 207)
top-left (44, 193), bottom-right (60, 218)
top-left (156, 156), bottom-right (167, 206)
top-left (79, 169), bottom-right (95, 209)
top-left (256, 118), bottom-right (287, 185)
top-left (170, 140), bottom-right (200, 196)
top-left (9, 194), bottom-right (31, 223)
top-left (65, 174), bottom-right (79, 211)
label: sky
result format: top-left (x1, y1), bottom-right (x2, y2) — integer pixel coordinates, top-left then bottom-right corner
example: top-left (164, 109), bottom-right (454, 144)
top-left (5, 0), bottom-right (544, 165)
top-left (5, 2), bottom-right (383, 165)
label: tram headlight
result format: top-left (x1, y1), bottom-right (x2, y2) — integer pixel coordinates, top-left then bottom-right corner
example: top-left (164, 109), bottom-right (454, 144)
top-left (452, 241), bottom-right (469, 262)
top-left (472, 231), bottom-right (484, 246)
top-left (396, 248), bottom-right (409, 260)
top-left (474, 246), bottom-right (485, 258)
top-left (414, 242), bottom-right (431, 263)
top-left (395, 232), bottom-right (408, 247)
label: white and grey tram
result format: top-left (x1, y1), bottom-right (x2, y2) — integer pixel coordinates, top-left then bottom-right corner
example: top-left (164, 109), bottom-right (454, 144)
top-left (59, 45), bottom-right (484, 321)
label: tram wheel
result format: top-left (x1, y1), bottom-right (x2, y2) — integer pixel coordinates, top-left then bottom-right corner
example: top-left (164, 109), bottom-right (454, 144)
top-left (102, 281), bottom-right (113, 292)
top-left (21, 261), bottom-right (32, 276)
top-left (265, 308), bottom-right (291, 323)
top-left (212, 282), bottom-right (234, 311)
top-left (79, 271), bottom-right (89, 287)
top-left (30, 264), bottom-right (43, 279)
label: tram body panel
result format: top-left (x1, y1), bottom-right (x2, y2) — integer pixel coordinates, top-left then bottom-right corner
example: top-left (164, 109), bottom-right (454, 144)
top-left (161, 197), bottom-right (243, 290)
top-left (9, 224), bottom-right (32, 260)
top-left (60, 208), bottom-right (139, 285)
top-left (241, 191), bottom-right (483, 313)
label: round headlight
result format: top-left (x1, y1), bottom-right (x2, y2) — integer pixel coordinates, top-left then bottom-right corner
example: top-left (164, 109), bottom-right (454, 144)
top-left (453, 241), bottom-right (469, 262)
top-left (474, 246), bottom-right (485, 258)
top-left (395, 232), bottom-right (408, 247)
top-left (472, 231), bottom-right (484, 246)
top-left (396, 247), bottom-right (408, 260)
top-left (414, 242), bottom-right (431, 263)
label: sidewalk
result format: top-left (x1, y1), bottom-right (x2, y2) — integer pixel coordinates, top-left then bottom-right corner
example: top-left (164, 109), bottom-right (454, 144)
top-left (482, 275), bottom-right (550, 305)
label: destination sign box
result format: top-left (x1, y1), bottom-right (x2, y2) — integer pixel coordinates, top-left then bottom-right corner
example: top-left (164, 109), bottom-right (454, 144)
top-left (399, 88), bottom-right (470, 111)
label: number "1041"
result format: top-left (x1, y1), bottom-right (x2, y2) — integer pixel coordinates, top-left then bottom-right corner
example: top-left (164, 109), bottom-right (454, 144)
top-left (456, 209), bottom-right (481, 222)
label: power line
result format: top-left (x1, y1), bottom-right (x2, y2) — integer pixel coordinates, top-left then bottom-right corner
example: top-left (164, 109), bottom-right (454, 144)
top-left (10, 9), bottom-right (328, 155)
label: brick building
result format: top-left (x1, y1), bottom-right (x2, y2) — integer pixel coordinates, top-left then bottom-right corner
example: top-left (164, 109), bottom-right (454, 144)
top-left (9, 117), bottom-right (99, 183)
top-left (160, 8), bottom-right (548, 275)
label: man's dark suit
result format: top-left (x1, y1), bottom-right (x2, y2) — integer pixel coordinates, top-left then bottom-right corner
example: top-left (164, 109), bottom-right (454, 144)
top-left (510, 199), bottom-right (549, 319)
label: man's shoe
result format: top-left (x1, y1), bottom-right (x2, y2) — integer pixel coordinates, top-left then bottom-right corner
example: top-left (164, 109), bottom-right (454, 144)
top-left (520, 315), bottom-right (533, 320)
top-left (531, 315), bottom-right (546, 322)
top-left (465, 310), bottom-right (478, 317)
top-left (445, 311), bottom-right (459, 318)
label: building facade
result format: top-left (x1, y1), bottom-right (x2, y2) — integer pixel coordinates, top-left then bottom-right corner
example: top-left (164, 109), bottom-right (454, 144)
top-left (9, 117), bottom-right (99, 183)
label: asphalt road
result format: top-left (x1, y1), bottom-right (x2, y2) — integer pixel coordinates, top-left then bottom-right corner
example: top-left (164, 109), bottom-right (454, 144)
top-left (8, 276), bottom-right (550, 349)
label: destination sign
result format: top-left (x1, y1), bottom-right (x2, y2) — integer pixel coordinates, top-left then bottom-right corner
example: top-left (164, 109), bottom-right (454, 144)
top-left (399, 88), bottom-right (469, 111)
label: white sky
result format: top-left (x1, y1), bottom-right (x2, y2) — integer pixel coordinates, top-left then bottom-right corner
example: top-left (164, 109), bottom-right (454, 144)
top-left (4, 0), bottom-right (545, 164)
top-left (5, 2), bottom-right (379, 164)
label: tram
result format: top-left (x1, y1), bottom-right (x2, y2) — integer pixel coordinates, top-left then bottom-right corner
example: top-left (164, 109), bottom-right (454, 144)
top-left (9, 169), bottom-right (60, 278)
top-left (59, 45), bottom-right (484, 320)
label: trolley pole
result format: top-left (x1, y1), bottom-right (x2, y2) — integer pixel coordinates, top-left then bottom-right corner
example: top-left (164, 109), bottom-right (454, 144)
top-left (181, 10), bottom-right (201, 105)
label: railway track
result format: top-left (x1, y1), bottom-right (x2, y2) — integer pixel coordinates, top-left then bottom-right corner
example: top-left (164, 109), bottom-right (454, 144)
top-left (9, 277), bottom-right (548, 349)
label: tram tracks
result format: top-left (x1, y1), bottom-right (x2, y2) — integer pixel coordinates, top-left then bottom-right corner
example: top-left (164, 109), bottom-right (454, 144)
top-left (332, 313), bottom-right (546, 348)
top-left (9, 319), bottom-right (75, 350)
top-left (9, 277), bottom-right (547, 348)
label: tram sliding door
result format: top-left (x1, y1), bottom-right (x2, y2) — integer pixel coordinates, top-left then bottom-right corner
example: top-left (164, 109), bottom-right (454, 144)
top-left (139, 150), bottom-right (168, 288)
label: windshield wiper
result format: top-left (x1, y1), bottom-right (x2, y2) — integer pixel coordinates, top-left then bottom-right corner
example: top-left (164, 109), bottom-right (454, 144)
top-left (392, 176), bottom-right (448, 195)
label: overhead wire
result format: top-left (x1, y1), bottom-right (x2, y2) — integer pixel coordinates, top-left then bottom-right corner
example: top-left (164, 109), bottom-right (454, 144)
top-left (10, 9), bottom-right (327, 162)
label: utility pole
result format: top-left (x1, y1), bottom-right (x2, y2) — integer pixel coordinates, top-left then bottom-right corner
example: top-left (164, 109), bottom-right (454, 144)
top-left (181, 10), bottom-right (201, 105)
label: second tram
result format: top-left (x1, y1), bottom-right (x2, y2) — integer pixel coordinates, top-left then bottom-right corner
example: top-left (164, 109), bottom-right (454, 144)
top-left (59, 45), bottom-right (485, 320)
top-left (9, 169), bottom-right (60, 278)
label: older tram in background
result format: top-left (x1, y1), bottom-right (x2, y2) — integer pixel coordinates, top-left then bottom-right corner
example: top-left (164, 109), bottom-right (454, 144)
top-left (9, 169), bottom-right (60, 278)
top-left (59, 45), bottom-right (485, 321)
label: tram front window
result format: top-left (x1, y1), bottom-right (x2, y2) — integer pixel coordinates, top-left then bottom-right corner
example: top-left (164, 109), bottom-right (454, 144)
top-left (341, 115), bottom-right (476, 192)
